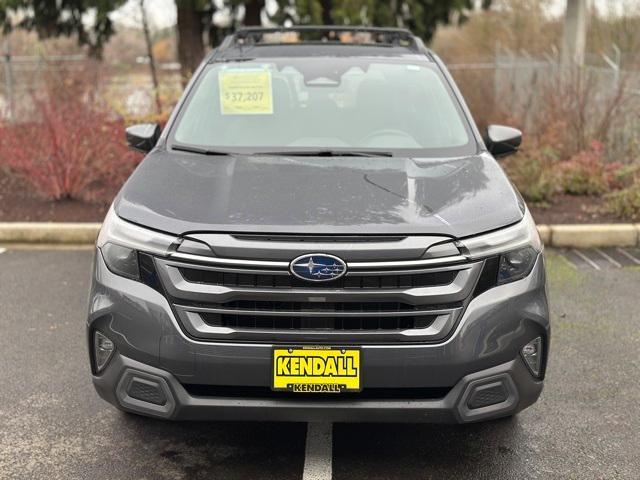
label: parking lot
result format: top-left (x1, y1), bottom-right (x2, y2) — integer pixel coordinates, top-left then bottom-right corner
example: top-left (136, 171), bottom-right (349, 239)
top-left (0, 249), bottom-right (639, 479)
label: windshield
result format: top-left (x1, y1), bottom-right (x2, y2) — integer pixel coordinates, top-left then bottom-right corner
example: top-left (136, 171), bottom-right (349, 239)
top-left (171, 57), bottom-right (475, 156)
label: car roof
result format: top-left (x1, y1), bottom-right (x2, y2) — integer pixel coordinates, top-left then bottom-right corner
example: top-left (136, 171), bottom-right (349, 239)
top-left (209, 26), bottom-right (435, 62)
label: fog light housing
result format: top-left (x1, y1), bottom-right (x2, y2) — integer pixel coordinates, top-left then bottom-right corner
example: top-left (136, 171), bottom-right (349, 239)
top-left (521, 337), bottom-right (543, 377)
top-left (94, 331), bottom-right (115, 373)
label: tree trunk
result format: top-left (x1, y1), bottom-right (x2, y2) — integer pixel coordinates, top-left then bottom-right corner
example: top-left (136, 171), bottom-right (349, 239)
top-left (244, 0), bottom-right (264, 26)
top-left (177, 3), bottom-right (205, 84)
top-left (140, 0), bottom-right (162, 115)
top-left (321, 0), bottom-right (333, 25)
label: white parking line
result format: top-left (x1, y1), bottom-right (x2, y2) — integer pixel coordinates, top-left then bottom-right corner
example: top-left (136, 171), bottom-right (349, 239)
top-left (572, 249), bottom-right (601, 270)
top-left (595, 248), bottom-right (622, 268)
top-left (617, 248), bottom-right (640, 265)
top-left (561, 253), bottom-right (578, 269)
top-left (302, 423), bottom-right (333, 480)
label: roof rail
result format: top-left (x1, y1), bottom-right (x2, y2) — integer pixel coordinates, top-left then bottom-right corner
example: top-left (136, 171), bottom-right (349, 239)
top-left (230, 26), bottom-right (419, 50)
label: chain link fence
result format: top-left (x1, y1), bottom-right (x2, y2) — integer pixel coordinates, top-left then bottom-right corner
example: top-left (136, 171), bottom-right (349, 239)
top-left (2, 49), bottom-right (639, 162)
top-left (448, 48), bottom-right (640, 162)
top-left (0, 55), bottom-right (182, 121)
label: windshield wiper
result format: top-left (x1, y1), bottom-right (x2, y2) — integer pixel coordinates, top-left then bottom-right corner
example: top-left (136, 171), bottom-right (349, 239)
top-left (171, 144), bottom-right (237, 156)
top-left (172, 145), bottom-right (394, 157)
top-left (253, 149), bottom-right (393, 158)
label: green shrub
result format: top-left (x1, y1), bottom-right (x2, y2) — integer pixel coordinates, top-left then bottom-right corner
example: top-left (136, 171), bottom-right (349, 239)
top-left (606, 182), bottom-right (640, 221)
top-left (503, 146), bottom-right (560, 205)
top-left (610, 163), bottom-right (640, 190)
top-left (559, 141), bottom-right (617, 196)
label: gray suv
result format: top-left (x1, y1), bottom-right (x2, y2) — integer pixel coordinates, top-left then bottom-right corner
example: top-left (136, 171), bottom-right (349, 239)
top-left (88, 26), bottom-right (548, 423)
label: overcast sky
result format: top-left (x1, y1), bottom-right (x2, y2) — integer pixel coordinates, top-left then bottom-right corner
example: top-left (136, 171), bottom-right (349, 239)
top-left (110, 0), bottom-right (636, 30)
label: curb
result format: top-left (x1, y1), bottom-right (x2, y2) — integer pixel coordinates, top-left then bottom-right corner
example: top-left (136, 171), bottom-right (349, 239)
top-left (0, 223), bottom-right (101, 245)
top-left (549, 224), bottom-right (639, 249)
top-left (0, 223), bottom-right (639, 249)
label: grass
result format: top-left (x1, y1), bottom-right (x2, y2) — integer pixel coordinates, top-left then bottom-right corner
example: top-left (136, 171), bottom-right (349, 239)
top-left (545, 250), bottom-right (583, 288)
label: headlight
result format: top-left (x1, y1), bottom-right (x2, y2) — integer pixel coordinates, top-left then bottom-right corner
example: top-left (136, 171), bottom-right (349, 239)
top-left (101, 242), bottom-right (140, 280)
top-left (497, 246), bottom-right (537, 285)
top-left (97, 206), bottom-right (176, 281)
top-left (459, 209), bottom-right (542, 260)
top-left (459, 209), bottom-right (542, 286)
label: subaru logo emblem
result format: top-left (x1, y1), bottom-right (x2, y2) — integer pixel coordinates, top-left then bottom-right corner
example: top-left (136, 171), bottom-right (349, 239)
top-left (290, 254), bottom-right (347, 282)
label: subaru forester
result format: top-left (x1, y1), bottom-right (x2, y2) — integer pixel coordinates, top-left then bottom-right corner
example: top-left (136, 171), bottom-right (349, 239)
top-left (88, 26), bottom-right (549, 423)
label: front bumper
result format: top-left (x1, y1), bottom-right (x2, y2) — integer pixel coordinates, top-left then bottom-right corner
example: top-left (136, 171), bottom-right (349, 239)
top-left (94, 352), bottom-right (542, 423)
top-left (88, 251), bottom-right (549, 423)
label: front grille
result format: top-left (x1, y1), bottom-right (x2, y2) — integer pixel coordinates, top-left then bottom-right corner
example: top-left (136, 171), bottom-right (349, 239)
top-left (200, 300), bottom-right (454, 331)
top-left (151, 241), bottom-right (484, 343)
top-left (222, 300), bottom-right (446, 312)
top-left (180, 268), bottom-right (457, 290)
top-left (201, 312), bottom-right (437, 331)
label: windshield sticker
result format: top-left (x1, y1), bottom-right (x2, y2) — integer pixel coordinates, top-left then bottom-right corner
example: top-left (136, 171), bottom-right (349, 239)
top-left (219, 68), bottom-right (273, 115)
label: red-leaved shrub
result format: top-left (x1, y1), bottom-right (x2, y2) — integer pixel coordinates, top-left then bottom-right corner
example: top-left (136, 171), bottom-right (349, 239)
top-left (560, 141), bottom-right (622, 196)
top-left (0, 71), bottom-right (141, 202)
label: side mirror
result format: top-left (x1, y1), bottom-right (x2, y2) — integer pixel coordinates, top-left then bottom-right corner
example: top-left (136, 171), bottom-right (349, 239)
top-left (125, 123), bottom-right (161, 153)
top-left (485, 125), bottom-right (522, 158)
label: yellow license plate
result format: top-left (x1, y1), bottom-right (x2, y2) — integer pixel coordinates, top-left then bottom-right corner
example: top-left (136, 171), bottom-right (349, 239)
top-left (272, 347), bottom-right (361, 393)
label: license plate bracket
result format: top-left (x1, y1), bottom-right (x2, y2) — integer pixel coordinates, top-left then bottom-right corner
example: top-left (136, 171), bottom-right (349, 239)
top-left (272, 346), bottom-right (361, 393)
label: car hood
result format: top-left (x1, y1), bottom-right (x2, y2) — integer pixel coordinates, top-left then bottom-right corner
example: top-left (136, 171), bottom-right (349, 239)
top-left (114, 150), bottom-right (524, 239)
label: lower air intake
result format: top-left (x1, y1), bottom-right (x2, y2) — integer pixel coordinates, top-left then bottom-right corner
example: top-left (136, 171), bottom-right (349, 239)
top-left (467, 381), bottom-right (508, 409)
top-left (127, 377), bottom-right (167, 406)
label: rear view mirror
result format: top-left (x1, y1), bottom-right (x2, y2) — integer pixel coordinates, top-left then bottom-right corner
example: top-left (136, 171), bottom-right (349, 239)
top-left (126, 123), bottom-right (161, 153)
top-left (485, 125), bottom-right (522, 158)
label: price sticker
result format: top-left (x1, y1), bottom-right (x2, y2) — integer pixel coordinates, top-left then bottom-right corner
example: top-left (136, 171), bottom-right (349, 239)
top-left (219, 68), bottom-right (273, 115)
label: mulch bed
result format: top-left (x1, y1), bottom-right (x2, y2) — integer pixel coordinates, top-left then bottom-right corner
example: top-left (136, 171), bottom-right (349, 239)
top-left (0, 169), bottom-right (108, 222)
top-left (528, 194), bottom-right (623, 225)
top-left (0, 169), bottom-right (626, 224)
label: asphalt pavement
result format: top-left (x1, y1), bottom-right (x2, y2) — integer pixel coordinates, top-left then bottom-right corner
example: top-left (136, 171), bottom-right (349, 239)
top-left (0, 249), bottom-right (638, 479)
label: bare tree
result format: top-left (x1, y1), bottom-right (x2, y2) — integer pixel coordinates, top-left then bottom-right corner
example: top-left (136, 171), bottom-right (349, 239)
top-left (139, 0), bottom-right (162, 115)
